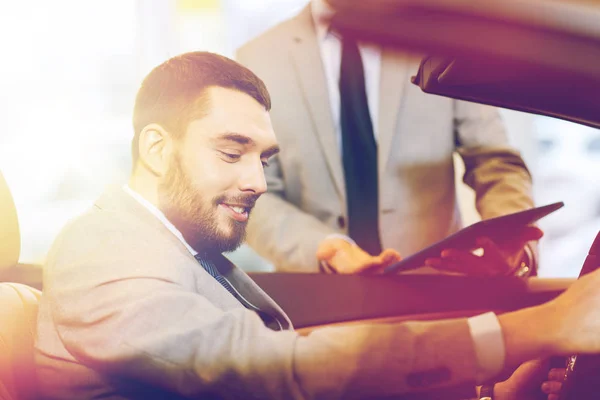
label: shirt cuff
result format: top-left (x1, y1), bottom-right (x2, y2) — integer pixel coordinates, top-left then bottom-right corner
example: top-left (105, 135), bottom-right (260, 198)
top-left (467, 312), bottom-right (505, 383)
top-left (325, 233), bottom-right (356, 246)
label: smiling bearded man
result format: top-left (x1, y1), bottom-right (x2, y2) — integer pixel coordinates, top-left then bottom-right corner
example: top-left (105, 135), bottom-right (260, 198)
top-left (158, 150), bottom-right (259, 255)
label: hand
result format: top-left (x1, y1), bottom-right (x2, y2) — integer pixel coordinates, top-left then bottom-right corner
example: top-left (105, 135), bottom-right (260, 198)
top-left (543, 267), bottom-right (600, 356)
top-left (424, 225), bottom-right (543, 276)
top-left (497, 269), bottom-right (600, 375)
top-left (494, 359), bottom-right (550, 400)
top-left (316, 237), bottom-right (401, 274)
top-left (541, 368), bottom-right (565, 400)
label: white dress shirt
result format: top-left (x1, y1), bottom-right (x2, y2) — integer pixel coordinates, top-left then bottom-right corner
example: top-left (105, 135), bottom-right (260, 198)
top-left (311, 0), bottom-right (381, 146)
top-left (122, 184), bottom-right (198, 257)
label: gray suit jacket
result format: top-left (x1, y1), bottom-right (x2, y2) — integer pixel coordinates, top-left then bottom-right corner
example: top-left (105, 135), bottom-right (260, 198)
top-left (236, 5), bottom-right (535, 272)
top-left (34, 188), bottom-right (481, 399)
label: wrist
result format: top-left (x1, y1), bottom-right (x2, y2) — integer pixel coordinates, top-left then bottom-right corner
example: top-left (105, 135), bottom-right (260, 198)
top-left (324, 233), bottom-right (356, 246)
top-left (539, 299), bottom-right (569, 355)
top-left (498, 305), bottom-right (555, 367)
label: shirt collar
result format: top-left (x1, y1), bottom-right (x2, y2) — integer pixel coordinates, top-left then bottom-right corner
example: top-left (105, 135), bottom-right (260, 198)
top-left (311, 0), bottom-right (335, 41)
top-left (310, 0), bottom-right (380, 52)
top-left (122, 184), bottom-right (198, 256)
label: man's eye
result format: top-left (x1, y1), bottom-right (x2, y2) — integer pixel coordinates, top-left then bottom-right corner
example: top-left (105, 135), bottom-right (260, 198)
top-left (261, 160), bottom-right (270, 168)
top-left (220, 151), bottom-right (241, 162)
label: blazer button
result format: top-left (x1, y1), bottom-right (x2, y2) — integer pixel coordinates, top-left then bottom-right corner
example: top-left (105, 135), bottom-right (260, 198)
top-left (337, 216), bottom-right (346, 229)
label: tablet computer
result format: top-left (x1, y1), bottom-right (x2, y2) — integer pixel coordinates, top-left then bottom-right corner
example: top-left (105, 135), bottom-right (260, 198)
top-left (384, 201), bottom-right (564, 274)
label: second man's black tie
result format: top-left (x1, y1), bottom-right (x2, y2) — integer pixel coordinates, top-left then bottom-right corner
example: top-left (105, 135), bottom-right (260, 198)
top-left (339, 38), bottom-right (382, 256)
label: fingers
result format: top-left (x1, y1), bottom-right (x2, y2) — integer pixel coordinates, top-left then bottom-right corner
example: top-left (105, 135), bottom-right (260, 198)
top-left (518, 225), bottom-right (544, 242)
top-left (491, 225), bottom-right (544, 252)
top-left (315, 244), bottom-right (336, 261)
top-left (541, 381), bottom-right (562, 395)
top-left (476, 237), bottom-right (503, 258)
top-left (356, 249), bottom-right (402, 274)
top-left (431, 248), bottom-right (479, 266)
top-left (425, 248), bottom-right (505, 276)
top-left (318, 240), bottom-right (402, 274)
top-left (441, 248), bottom-right (477, 264)
top-left (475, 237), bottom-right (512, 275)
top-left (316, 237), bottom-right (354, 262)
top-left (542, 368), bottom-right (565, 399)
top-left (379, 249), bottom-right (402, 266)
top-left (330, 250), bottom-right (372, 274)
top-left (424, 255), bottom-right (473, 274)
top-left (421, 226), bottom-right (543, 277)
top-left (547, 368), bottom-right (566, 382)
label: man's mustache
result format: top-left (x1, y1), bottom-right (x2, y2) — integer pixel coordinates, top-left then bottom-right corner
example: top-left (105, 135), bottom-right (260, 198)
top-left (215, 193), bottom-right (260, 208)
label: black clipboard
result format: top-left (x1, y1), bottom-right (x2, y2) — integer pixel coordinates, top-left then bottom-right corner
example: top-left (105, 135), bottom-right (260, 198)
top-left (384, 201), bottom-right (564, 274)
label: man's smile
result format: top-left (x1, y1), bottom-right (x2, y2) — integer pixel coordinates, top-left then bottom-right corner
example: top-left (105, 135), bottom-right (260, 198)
top-left (219, 202), bottom-right (251, 222)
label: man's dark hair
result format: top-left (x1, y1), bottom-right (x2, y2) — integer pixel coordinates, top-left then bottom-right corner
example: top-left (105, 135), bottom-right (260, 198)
top-left (131, 51), bottom-right (271, 164)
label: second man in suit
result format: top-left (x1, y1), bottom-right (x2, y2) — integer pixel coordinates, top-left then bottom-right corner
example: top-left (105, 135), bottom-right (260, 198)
top-left (237, 0), bottom-right (540, 275)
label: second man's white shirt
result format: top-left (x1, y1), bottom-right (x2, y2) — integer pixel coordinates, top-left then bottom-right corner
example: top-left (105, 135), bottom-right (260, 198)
top-left (311, 0), bottom-right (381, 146)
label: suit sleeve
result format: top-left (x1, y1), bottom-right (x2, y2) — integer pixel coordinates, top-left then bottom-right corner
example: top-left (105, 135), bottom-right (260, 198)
top-left (45, 223), bottom-right (483, 399)
top-left (236, 47), bottom-right (339, 273)
top-left (453, 101), bottom-right (535, 219)
top-left (454, 101), bottom-right (538, 269)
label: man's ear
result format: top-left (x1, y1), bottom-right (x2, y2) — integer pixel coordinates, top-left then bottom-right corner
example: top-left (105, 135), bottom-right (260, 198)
top-left (137, 123), bottom-right (173, 177)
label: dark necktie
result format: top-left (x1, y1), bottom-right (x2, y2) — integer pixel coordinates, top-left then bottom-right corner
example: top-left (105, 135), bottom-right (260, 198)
top-left (339, 38), bottom-right (382, 256)
top-left (195, 255), bottom-right (238, 297)
top-left (194, 254), bottom-right (282, 331)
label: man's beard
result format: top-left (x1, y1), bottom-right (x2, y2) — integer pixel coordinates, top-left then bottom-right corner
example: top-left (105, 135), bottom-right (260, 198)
top-left (158, 153), bottom-right (256, 256)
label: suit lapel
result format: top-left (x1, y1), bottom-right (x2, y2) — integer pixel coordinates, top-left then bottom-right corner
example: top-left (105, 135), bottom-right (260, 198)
top-left (289, 6), bottom-right (346, 201)
top-left (377, 49), bottom-right (411, 178)
top-left (96, 187), bottom-right (197, 258)
top-left (214, 254), bottom-right (293, 330)
top-left (98, 188), bottom-right (294, 330)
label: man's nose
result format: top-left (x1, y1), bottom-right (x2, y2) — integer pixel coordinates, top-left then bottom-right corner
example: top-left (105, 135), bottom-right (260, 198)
top-left (239, 161), bottom-right (268, 195)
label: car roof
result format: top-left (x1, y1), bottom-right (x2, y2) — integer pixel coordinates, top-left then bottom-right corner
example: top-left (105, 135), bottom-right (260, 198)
top-left (329, 0), bottom-right (600, 129)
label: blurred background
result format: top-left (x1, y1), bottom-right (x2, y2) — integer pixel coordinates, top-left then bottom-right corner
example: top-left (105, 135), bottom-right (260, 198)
top-left (0, 0), bottom-right (598, 277)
